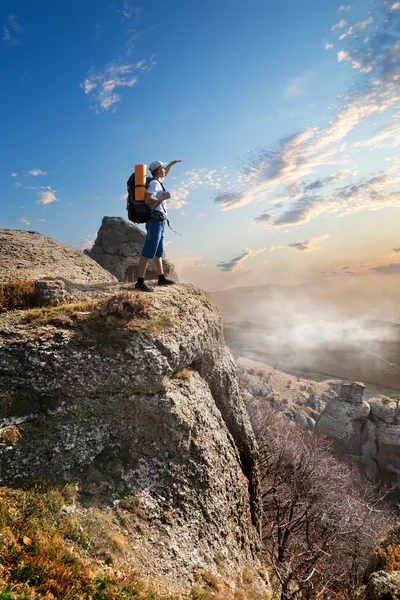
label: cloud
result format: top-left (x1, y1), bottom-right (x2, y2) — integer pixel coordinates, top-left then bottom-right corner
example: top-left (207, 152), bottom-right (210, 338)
top-left (169, 167), bottom-right (226, 207)
top-left (27, 169), bottom-right (47, 176)
top-left (332, 19), bottom-right (348, 31)
top-left (391, 3), bottom-right (400, 11)
top-left (37, 189), bottom-right (57, 205)
top-left (253, 211), bottom-right (274, 226)
top-left (167, 188), bottom-right (189, 210)
top-left (288, 235), bottom-right (330, 251)
top-left (37, 219), bottom-right (46, 222)
top-left (304, 171), bottom-right (348, 190)
top-left (211, 0), bottom-right (400, 238)
top-left (217, 247), bottom-right (266, 272)
top-left (80, 59), bottom-right (156, 112)
top-left (80, 233), bottom-right (97, 250)
top-left (273, 172), bottom-right (400, 227)
top-left (214, 190), bottom-right (250, 210)
top-left (173, 256), bottom-right (206, 274)
top-left (18, 216), bottom-right (30, 225)
top-left (118, 2), bottom-right (140, 21)
top-left (10, 172), bottom-right (18, 177)
top-left (283, 70), bottom-right (315, 99)
top-left (373, 263), bottom-right (400, 274)
top-left (3, 14), bottom-right (23, 47)
top-left (339, 4), bottom-right (352, 11)
top-left (393, 247), bottom-right (400, 252)
top-left (353, 115), bottom-right (400, 149)
top-left (270, 235), bottom-right (330, 252)
top-left (182, 261), bottom-right (207, 271)
top-left (324, 43), bottom-right (334, 50)
top-left (338, 17), bottom-right (374, 42)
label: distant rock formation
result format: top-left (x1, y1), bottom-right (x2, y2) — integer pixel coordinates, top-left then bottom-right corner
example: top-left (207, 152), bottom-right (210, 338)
top-left (0, 229), bottom-right (116, 284)
top-left (0, 284), bottom-right (262, 591)
top-left (317, 382), bottom-right (400, 489)
top-left (85, 217), bottom-right (178, 283)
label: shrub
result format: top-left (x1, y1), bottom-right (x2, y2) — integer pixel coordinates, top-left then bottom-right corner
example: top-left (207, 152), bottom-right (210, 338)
top-left (247, 403), bottom-right (392, 599)
top-left (0, 280), bottom-right (36, 310)
top-left (0, 425), bottom-right (22, 444)
top-left (100, 291), bottom-right (151, 320)
top-left (0, 486), bottom-right (181, 599)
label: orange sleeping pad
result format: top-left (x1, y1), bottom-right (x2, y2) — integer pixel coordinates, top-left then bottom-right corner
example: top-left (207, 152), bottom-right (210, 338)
top-left (134, 164), bottom-right (147, 201)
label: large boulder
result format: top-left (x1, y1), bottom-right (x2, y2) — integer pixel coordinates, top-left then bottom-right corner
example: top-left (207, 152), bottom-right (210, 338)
top-left (317, 384), bottom-right (400, 489)
top-left (86, 216), bottom-right (178, 282)
top-left (0, 283), bottom-right (262, 592)
top-left (0, 229), bottom-right (116, 283)
top-left (317, 382), bottom-right (370, 458)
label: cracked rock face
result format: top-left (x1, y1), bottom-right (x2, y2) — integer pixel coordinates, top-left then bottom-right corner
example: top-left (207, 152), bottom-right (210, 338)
top-left (0, 284), bottom-right (261, 585)
top-left (317, 382), bottom-right (400, 489)
top-left (85, 216), bottom-right (178, 282)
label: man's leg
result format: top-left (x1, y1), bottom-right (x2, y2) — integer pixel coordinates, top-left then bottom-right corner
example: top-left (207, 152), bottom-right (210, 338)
top-left (155, 224), bottom-right (175, 286)
top-left (153, 256), bottom-right (164, 276)
top-left (137, 255), bottom-right (149, 278)
top-left (135, 221), bottom-right (162, 292)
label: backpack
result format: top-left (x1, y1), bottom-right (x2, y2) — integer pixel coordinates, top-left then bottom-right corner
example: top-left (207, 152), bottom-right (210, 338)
top-left (126, 174), bottom-right (165, 224)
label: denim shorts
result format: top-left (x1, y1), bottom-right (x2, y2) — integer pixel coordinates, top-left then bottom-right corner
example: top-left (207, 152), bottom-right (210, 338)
top-left (141, 219), bottom-right (165, 259)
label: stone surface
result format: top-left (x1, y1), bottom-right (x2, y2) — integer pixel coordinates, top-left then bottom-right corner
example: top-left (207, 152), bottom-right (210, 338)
top-left (317, 383), bottom-right (400, 489)
top-left (85, 216), bottom-right (178, 282)
top-left (0, 229), bottom-right (116, 283)
top-left (0, 283), bottom-right (261, 590)
top-left (366, 570), bottom-right (400, 599)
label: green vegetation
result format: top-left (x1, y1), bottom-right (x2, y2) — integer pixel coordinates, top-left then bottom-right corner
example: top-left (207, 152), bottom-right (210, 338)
top-left (0, 485), bottom-right (181, 599)
top-left (382, 394), bottom-right (400, 404)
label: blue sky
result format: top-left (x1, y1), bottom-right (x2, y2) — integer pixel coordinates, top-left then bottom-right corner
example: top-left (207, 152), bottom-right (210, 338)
top-left (1, 0), bottom-right (399, 290)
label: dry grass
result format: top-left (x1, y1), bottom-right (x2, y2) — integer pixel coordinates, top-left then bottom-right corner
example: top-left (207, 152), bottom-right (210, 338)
top-left (172, 368), bottom-right (191, 383)
top-left (374, 526), bottom-right (400, 572)
top-left (0, 425), bottom-right (22, 444)
top-left (24, 301), bottom-right (99, 327)
top-left (0, 280), bottom-right (36, 311)
top-left (0, 485), bottom-right (182, 599)
top-left (100, 291), bottom-right (151, 320)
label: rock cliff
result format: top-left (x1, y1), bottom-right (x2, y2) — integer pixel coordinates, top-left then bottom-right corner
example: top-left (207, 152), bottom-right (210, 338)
top-left (85, 217), bottom-right (178, 282)
top-left (0, 229), bottom-right (116, 283)
top-left (317, 382), bottom-right (400, 489)
top-left (0, 283), bottom-right (263, 592)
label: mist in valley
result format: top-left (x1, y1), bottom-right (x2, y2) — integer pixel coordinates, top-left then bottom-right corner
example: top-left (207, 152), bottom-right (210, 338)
top-left (211, 275), bottom-right (400, 392)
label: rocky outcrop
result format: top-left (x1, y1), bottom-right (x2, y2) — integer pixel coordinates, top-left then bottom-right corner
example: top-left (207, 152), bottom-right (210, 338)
top-left (0, 229), bottom-right (116, 283)
top-left (236, 356), bottom-right (333, 430)
top-left (86, 217), bottom-right (178, 282)
top-left (317, 382), bottom-right (400, 489)
top-left (366, 570), bottom-right (400, 599)
top-left (0, 284), bottom-right (262, 591)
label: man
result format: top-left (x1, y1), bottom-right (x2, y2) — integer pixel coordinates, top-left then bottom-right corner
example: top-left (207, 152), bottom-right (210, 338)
top-left (135, 159), bottom-right (181, 292)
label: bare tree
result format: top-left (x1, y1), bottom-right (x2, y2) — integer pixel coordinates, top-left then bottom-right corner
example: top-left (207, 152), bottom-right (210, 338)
top-left (247, 402), bottom-right (392, 599)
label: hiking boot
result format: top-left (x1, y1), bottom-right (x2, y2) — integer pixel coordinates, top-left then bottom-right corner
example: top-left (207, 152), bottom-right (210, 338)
top-left (158, 276), bottom-right (176, 286)
top-left (135, 281), bottom-right (154, 293)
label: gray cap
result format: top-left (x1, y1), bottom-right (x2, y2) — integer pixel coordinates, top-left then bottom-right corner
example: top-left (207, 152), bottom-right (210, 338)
top-left (149, 160), bottom-right (165, 173)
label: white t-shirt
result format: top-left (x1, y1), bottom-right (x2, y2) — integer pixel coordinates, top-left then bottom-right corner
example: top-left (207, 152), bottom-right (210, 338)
top-left (147, 179), bottom-right (167, 214)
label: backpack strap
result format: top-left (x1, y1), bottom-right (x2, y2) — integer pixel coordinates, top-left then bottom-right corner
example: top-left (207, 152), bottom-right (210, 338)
top-left (147, 178), bottom-right (182, 236)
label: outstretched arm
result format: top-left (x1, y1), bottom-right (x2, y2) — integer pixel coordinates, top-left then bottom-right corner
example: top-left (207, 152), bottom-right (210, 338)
top-left (164, 160), bottom-right (181, 177)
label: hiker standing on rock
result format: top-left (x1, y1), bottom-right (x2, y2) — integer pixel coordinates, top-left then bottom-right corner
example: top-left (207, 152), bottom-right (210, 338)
top-left (135, 160), bottom-right (181, 292)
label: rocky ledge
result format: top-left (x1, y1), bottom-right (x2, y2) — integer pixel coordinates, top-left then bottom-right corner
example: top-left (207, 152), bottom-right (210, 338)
top-left (0, 283), bottom-right (262, 591)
